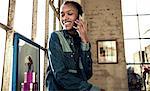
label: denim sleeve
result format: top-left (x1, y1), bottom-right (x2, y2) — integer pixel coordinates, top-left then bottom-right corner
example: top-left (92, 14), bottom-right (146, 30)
top-left (48, 32), bottom-right (92, 90)
top-left (81, 42), bottom-right (90, 51)
top-left (80, 42), bottom-right (93, 80)
top-left (90, 85), bottom-right (100, 91)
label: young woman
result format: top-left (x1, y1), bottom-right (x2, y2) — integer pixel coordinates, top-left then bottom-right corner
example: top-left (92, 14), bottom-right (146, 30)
top-left (46, 1), bottom-right (104, 91)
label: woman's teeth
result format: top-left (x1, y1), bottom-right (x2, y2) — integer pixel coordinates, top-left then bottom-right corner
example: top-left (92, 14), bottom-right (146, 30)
top-left (64, 21), bottom-right (71, 24)
top-left (65, 22), bottom-right (70, 24)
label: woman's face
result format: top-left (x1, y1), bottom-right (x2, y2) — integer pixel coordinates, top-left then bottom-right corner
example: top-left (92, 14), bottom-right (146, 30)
top-left (60, 4), bottom-right (78, 30)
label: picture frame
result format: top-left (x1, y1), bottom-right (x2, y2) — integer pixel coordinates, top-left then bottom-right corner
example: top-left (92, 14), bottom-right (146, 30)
top-left (12, 32), bottom-right (45, 91)
top-left (97, 40), bottom-right (117, 64)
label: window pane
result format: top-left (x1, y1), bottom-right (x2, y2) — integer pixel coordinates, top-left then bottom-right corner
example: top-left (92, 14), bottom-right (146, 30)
top-left (0, 0), bottom-right (9, 24)
top-left (139, 15), bottom-right (150, 38)
top-left (40, 49), bottom-right (44, 91)
top-left (49, 6), bottom-right (54, 34)
top-left (56, 17), bottom-right (60, 30)
top-left (47, 7), bottom-right (54, 48)
top-left (137, 0), bottom-right (150, 14)
top-left (0, 28), bottom-right (6, 90)
top-left (122, 16), bottom-right (139, 39)
top-left (17, 39), bottom-right (40, 91)
top-left (14, 0), bottom-right (33, 39)
top-left (121, 0), bottom-right (137, 15)
top-left (35, 0), bottom-right (46, 47)
top-left (127, 64), bottom-right (142, 75)
top-left (124, 39), bottom-right (141, 63)
top-left (127, 64), bottom-right (150, 91)
top-left (141, 39), bottom-right (150, 63)
top-left (54, 0), bottom-right (59, 8)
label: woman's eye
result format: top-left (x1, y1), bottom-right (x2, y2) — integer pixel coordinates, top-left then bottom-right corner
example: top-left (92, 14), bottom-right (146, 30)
top-left (60, 12), bottom-right (65, 17)
top-left (68, 13), bottom-right (73, 16)
top-left (61, 14), bottom-right (64, 17)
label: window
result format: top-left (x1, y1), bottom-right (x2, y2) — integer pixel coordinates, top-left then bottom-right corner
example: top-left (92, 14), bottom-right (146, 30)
top-left (0, 0), bottom-right (9, 25)
top-left (0, 0), bottom-right (9, 90)
top-left (14, 0), bottom-right (33, 39)
top-left (0, 0), bottom-right (62, 90)
top-left (121, 0), bottom-right (150, 90)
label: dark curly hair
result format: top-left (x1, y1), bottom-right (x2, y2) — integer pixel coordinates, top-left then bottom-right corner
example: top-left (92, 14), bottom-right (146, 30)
top-left (62, 1), bottom-right (83, 17)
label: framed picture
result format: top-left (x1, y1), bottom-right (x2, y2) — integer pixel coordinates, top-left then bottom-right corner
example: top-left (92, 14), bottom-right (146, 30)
top-left (97, 40), bottom-right (117, 64)
top-left (12, 33), bottom-right (45, 91)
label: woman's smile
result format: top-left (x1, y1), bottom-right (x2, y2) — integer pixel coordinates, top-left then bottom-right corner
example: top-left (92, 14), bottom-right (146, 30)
top-left (63, 20), bottom-right (72, 25)
top-left (63, 20), bottom-right (75, 29)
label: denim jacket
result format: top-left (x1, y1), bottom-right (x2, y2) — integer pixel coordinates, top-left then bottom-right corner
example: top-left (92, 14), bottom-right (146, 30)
top-left (46, 30), bottom-right (93, 91)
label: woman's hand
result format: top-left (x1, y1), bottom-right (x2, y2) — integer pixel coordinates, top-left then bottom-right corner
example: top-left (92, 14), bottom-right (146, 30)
top-left (74, 19), bottom-right (89, 43)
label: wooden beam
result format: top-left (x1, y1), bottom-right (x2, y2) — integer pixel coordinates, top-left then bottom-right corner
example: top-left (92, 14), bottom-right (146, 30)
top-left (43, 0), bottom-right (49, 90)
top-left (49, 0), bottom-right (60, 20)
top-left (58, 0), bottom-right (62, 13)
top-left (2, 0), bottom-right (16, 90)
top-left (31, 0), bottom-right (38, 41)
top-left (45, 0), bottom-right (49, 49)
top-left (7, 0), bottom-right (16, 27)
top-left (0, 22), bottom-right (12, 31)
top-left (58, 0), bottom-right (62, 29)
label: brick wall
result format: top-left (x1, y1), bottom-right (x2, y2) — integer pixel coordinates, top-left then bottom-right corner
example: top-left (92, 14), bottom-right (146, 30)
top-left (81, 0), bottom-right (128, 91)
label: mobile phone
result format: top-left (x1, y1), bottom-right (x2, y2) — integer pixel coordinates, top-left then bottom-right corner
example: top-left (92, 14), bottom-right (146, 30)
top-left (73, 19), bottom-right (78, 29)
top-left (73, 15), bottom-right (81, 29)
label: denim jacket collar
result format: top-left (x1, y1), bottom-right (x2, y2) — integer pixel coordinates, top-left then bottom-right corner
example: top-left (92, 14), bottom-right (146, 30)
top-left (62, 29), bottom-right (79, 39)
